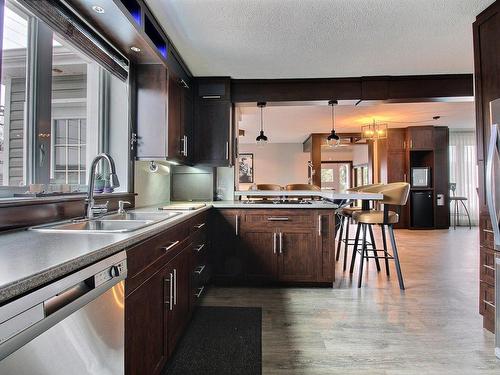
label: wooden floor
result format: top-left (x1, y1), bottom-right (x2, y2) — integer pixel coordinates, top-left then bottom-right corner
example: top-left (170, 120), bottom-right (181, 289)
top-left (202, 227), bottom-right (500, 374)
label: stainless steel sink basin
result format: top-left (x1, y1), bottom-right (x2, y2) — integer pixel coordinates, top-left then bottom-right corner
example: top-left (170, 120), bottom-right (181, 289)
top-left (31, 219), bottom-right (155, 233)
top-left (30, 211), bottom-right (182, 233)
top-left (103, 211), bottom-right (181, 222)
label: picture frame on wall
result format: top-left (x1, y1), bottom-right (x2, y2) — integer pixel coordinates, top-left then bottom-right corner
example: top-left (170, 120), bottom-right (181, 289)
top-left (238, 153), bottom-right (254, 183)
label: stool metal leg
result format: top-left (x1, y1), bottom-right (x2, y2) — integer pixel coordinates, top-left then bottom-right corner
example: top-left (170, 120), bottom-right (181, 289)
top-left (380, 224), bottom-right (390, 276)
top-left (459, 200), bottom-right (472, 229)
top-left (368, 224), bottom-right (381, 271)
top-left (358, 224), bottom-right (368, 288)
top-left (388, 225), bottom-right (405, 290)
top-left (350, 223), bottom-right (361, 274)
top-left (343, 218), bottom-right (350, 271)
top-left (336, 216), bottom-right (344, 261)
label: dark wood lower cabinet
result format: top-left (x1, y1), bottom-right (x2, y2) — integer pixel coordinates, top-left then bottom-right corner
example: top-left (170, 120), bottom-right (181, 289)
top-left (125, 265), bottom-right (169, 375)
top-left (240, 229), bottom-right (278, 283)
top-left (278, 229), bottom-right (317, 282)
top-left (213, 209), bottom-right (335, 285)
top-left (125, 211), bottom-right (209, 375)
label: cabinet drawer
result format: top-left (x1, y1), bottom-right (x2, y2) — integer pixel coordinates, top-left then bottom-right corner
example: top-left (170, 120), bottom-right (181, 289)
top-left (243, 210), bottom-right (315, 228)
top-left (189, 211), bottom-right (209, 235)
top-left (480, 215), bottom-right (495, 249)
top-left (479, 281), bottom-right (495, 315)
top-left (126, 224), bottom-right (189, 295)
top-left (480, 247), bottom-right (496, 286)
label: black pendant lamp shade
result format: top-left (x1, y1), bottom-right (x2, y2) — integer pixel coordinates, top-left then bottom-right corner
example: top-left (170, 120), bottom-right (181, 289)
top-left (327, 100), bottom-right (340, 147)
top-left (256, 102), bottom-right (268, 144)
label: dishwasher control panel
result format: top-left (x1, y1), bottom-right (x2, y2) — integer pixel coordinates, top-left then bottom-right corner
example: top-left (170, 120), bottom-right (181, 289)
top-left (94, 259), bottom-right (127, 287)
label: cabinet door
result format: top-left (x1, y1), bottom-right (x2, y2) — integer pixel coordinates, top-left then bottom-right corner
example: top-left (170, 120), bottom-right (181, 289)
top-left (168, 72), bottom-right (183, 161)
top-left (240, 228), bottom-right (277, 283)
top-left (387, 151), bottom-right (407, 183)
top-left (194, 99), bottom-right (231, 166)
top-left (211, 210), bottom-right (244, 282)
top-left (125, 266), bottom-right (169, 375)
top-left (407, 127), bottom-right (434, 150)
top-left (387, 128), bottom-right (407, 151)
top-left (167, 247), bottom-right (191, 355)
top-left (277, 228), bottom-right (317, 282)
top-left (136, 65), bottom-right (168, 159)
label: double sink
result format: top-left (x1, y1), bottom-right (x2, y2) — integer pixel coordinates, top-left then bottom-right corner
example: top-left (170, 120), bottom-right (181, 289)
top-left (31, 211), bottom-right (182, 233)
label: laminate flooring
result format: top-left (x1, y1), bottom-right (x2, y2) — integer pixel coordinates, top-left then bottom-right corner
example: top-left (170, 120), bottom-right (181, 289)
top-left (202, 227), bottom-right (500, 374)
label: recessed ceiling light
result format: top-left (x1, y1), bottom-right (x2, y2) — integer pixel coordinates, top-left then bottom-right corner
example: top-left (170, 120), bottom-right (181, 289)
top-left (92, 5), bottom-right (105, 14)
top-left (130, 46), bottom-right (141, 52)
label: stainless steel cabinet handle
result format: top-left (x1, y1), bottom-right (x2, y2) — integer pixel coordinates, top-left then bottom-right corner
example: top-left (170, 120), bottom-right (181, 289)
top-left (403, 141), bottom-right (406, 149)
top-left (279, 232), bottom-right (283, 254)
top-left (235, 215), bottom-right (239, 236)
top-left (195, 243), bottom-right (205, 253)
top-left (485, 123), bottom-right (500, 250)
top-left (225, 142), bottom-right (229, 160)
top-left (273, 232), bottom-right (277, 254)
top-left (318, 216), bottom-right (322, 236)
top-left (173, 269), bottom-right (177, 306)
top-left (483, 299), bottom-right (495, 309)
top-left (483, 229), bottom-right (494, 234)
top-left (195, 286), bottom-right (205, 298)
top-left (184, 135), bottom-right (188, 157)
top-left (483, 264), bottom-right (495, 271)
top-left (410, 139), bottom-right (413, 149)
top-left (201, 95), bottom-right (221, 99)
top-left (403, 173), bottom-right (407, 182)
top-left (267, 217), bottom-right (289, 221)
top-left (194, 223), bottom-right (206, 229)
top-left (166, 273), bottom-right (173, 310)
top-left (162, 241), bottom-right (180, 252)
top-left (194, 265), bottom-right (205, 275)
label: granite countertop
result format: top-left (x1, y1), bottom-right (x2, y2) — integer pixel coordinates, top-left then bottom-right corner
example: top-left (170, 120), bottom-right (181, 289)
top-left (0, 192), bottom-right (381, 303)
top-left (0, 205), bottom-right (211, 303)
top-left (211, 200), bottom-right (339, 209)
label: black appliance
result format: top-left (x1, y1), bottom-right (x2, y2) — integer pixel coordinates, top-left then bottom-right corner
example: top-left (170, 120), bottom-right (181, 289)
top-left (411, 191), bottom-right (434, 228)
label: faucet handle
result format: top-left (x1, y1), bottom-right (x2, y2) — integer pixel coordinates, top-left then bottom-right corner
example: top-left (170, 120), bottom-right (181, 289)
top-left (118, 200), bottom-right (131, 214)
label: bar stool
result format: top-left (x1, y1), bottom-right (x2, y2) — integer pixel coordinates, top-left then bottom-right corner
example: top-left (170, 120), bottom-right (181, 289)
top-left (449, 183), bottom-right (472, 229)
top-left (336, 184), bottom-right (382, 272)
top-left (350, 182), bottom-right (410, 289)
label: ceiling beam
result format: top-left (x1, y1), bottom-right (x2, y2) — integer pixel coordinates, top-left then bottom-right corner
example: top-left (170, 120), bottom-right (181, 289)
top-left (231, 74), bottom-right (473, 103)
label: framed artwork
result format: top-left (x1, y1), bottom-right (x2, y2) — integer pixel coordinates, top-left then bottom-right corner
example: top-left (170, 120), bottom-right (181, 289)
top-left (238, 153), bottom-right (254, 183)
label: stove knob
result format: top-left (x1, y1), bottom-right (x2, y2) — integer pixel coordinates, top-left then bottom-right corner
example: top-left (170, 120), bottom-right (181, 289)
top-left (109, 265), bottom-right (121, 278)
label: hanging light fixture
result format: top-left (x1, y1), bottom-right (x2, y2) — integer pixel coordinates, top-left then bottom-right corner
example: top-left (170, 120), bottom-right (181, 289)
top-left (256, 102), bottom-right (268, 145)
top-left (327, 100), bottom-right (340, 147)
top-left (361, 119), bottom-right (388, 140)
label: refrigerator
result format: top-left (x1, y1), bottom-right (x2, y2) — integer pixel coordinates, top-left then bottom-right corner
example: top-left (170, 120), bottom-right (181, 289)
top-left (486, 99), bottom-right (500, 359)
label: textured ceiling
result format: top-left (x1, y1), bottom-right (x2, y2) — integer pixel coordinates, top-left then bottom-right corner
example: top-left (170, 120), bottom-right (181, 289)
top-left (237, 101), bottom-right (475, 144)
top-left (145, 0), bottom-right (494, 78)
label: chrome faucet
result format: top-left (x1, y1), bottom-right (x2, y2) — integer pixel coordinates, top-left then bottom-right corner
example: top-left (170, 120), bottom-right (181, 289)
top-left (307, 161), bottom-right (315, 184)
top-left (86, 153), bottom-right (120, 220)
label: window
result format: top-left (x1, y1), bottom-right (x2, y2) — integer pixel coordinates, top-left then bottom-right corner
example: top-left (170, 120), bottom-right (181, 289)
top-left (321, 162), bottom-right (351, 192)
top-left (0, 0), bottom-right (130, 199)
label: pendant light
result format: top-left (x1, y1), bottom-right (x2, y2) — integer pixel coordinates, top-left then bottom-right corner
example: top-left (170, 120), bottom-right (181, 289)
top-left (327, 100), bottom-right (340, 147)
top-left (256, 102), bottom-right (268, 145)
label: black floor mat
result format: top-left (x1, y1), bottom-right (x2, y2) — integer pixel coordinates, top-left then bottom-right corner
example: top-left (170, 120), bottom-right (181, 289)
top-left (162, 306), bottom-right (262, 375)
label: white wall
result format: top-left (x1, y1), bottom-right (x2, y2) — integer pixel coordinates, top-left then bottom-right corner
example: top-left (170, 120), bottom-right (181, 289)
top-left (352, 144), bottom-right (369, 166)
top-left (238, 143), bottom-right (309, 189)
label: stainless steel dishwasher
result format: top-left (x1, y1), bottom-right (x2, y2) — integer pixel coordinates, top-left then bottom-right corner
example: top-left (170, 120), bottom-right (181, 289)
top-left (0, 251), bottom-right (127, 374)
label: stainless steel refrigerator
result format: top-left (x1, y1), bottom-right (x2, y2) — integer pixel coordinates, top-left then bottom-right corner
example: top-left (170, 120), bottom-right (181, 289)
top-left (486, 98), bottom-right (500, 358)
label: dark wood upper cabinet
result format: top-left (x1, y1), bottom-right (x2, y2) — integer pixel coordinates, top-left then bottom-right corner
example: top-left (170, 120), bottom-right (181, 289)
top-left (135, 64), bottom-right (193, 164)
top-left (194, 77), bottom-right (233, 166)
top-left (387, 128), bottom-right (407, 152)
top-left (406, 126), bottom-right (434, 150)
